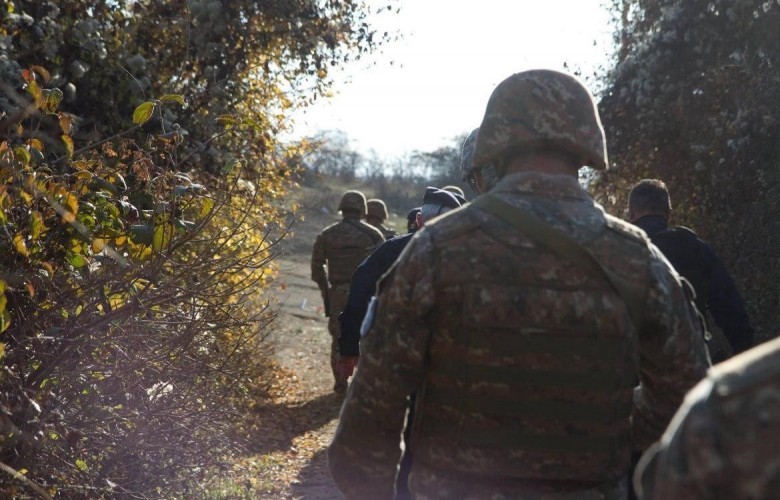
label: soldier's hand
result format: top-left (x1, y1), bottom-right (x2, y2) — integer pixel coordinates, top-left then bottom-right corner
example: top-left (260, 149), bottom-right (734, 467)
top-left (336, 355), bottom-right (359, 381)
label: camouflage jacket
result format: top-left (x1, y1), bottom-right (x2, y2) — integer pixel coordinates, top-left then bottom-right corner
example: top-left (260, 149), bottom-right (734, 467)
top-left (635, 336), bottom-right (780, 499)
top-left (328, 173), bottom-right (709, 499)
top-left (311, 215), bottom-right (384, 288)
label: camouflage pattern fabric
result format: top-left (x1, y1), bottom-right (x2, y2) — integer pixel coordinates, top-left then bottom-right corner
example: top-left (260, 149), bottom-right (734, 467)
top-left (635, 336), bottom-right (780, 499)
top-left (368, 221), bottom-right (398, 240)
top-left (328, 172), bottom-right (709, 499)
top-left (311, 215), bottom-right (384, 385)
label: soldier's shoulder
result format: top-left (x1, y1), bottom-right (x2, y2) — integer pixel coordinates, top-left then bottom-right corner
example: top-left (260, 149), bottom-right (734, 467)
top-left (358, 220), bottom-right (385, 239)
top-left (424, 205), bottom-right (480, 238)
top-left (603, 213), bottom-right (649, 245)
top-left (319, 220), bottom-right (343, 235)
top-left (708, 337), bottom-right (780, 399)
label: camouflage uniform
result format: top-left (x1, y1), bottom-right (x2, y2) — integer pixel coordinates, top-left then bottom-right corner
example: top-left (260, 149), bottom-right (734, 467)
top-left (635, 336), bottom-right (780, 499)
top-left (328, 71), bottom-right (709, 499)
top-left (367, 199), bottom-right (398, 240)
top-left (311, 191), bottom-right (384, 390)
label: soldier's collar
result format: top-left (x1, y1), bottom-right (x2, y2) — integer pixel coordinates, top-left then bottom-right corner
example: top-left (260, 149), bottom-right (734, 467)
top-left (491, 172), bottom-right (589, 200)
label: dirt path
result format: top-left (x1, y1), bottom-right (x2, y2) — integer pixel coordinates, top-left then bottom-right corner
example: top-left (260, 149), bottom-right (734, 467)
top-left (245, 208), bottom-right (346, 500)
top-left (236, 194), bottom-right (404, 499)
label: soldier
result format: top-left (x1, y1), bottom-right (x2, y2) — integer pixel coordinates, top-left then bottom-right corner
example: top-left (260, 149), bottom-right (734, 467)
top-left (311, 190), bottom-right (384, 393)
top-left (328, 70), bottom-right (709, 499)
top-left (628, 179), bottom-right (754, 361)
top-left (635, 337), bottom-right (780, 499)
top-left (366, 199), bottom-right (398, 240)
top-left (337, 187), bottom-right (465, 500)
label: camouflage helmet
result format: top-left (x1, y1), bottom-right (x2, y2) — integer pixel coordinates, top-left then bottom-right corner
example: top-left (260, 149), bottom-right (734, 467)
top-left (472, 70), bottom-right (608, 172)
top-left (460, 127), bottom-right (480, 181)
top-left (366, 199), bottom-right (389, 220)
top-left (338, 190), bottom-right (367, 215)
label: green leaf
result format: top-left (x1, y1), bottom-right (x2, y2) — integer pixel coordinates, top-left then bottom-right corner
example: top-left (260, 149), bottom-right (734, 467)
top-left (222, 159), bottom-right (239, 175)
top-left (216, 114), bottom-right (238, 126)
top-left (132, 101), bottom-right (156, 125)
top-left (65, 251), bottom-right (87, 269)
top-left (159, 94), bottom-right (185, 106)
top-left (75, 459), bottom-right (88, 471)
top-left (42, 88), bottom-right (63, 113)
top-left (13, 147), bottom-right (31, 167)
top-left (129, 224), bottom-right (154, 245)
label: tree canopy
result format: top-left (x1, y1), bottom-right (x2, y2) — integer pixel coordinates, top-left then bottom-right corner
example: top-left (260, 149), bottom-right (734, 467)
top-left (596, 0), bottom-right (780, 340)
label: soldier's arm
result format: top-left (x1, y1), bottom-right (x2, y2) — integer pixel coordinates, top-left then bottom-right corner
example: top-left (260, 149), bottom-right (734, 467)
top-left (338, 257), bottom-right (380, 357)
top-left (311, 233), bottom-right (328, 289)
top-left (701, 242), bottom-right (754, 354)
top-left (632, 253), bottom-right (710, 451)
top-left (635, 378), bottom-right (723, 499)
top-left (328, 235), bottom-right (434, 500)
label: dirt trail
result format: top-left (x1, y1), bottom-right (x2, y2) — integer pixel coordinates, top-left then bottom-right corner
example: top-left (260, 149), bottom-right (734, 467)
top-left (252, 208), bottom-right (346, 499)
top-left (243, 195), bottom-right (404, 499)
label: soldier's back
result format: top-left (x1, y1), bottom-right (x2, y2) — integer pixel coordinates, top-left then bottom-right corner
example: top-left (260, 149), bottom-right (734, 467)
top-left (319, 218), bottom-right (384, 284)
top-left (402, 173), bottom-right (667, 497)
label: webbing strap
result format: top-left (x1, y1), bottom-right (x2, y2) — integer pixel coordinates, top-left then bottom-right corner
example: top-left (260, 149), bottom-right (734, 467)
top-left (470, 194), bottom-right (644, 328)
top-left (344, 219), bottom-right (383, 243)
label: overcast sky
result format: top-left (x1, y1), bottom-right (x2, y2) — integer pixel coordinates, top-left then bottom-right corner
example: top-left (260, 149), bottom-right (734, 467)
top-left (289, 0), bottom-right (615, 158)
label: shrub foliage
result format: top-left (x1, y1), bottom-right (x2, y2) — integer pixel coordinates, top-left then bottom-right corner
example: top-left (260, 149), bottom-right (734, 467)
top-left (1, 0), bottom-right (389, 496)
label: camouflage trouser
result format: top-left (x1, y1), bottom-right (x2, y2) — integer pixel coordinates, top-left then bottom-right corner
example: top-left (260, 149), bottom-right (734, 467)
top-left (327, 285), bottom-right (350, 387)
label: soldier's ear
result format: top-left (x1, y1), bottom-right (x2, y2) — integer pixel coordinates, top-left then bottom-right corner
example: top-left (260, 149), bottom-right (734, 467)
top-left (415, 212), bottom-right (423, 228)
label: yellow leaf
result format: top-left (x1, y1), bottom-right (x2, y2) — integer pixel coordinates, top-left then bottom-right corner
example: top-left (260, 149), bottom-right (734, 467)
top-left (159, 94), bottom-right (185, 106)
top-left (199, 197), bottom-right (214, 219)
top-left (30, 138), bottom-right (44, 151)
top-left (0, 310), bottom-right (8, 334)
top-left (91, 238), bottom-right (106, 254)
top-left (61, 135), bottom-right (74, 158)
top-left (0, 342), bottom-right (5, 360)
top-left (30, 210), bottom-right (43, 241)
top-left (132, 101), bottom-right (156, 125)
top-left (30, 65), bottom-right (51, 84)
top-left (152, 223), bottom-right (173, 252)
top-left (0, 279), bottom-right (5, 294)
top-left (62, 193), bottom-right (78, 222)
top-left (25, 283), bottom-right (34, 298)
top-left (26, 80), bottom-right (42, 107)
top-left (59, 113), bottom-right (72, 135)
top-left (41, 262), bottom-right (54, 278)
top-left (13, 233), bottom-right (28, 256)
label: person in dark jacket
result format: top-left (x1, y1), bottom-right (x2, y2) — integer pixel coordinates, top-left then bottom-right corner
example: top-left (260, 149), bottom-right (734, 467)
top-left (337, 187), bottom-right (465, 368)
top-left (628, 179), bottom-right (754, 361)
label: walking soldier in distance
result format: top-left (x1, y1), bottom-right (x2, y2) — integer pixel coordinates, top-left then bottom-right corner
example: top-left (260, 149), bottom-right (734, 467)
top-left (328, 70), bottom-right (709, 499)
top-left (366, 198), bottom-right (398, 240)
top-left (311, 190), bottom-right (384, 394)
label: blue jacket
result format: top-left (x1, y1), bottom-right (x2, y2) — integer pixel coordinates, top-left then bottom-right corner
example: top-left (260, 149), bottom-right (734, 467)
top-left (338, 233), bottom-right (414, 356)
top-left (635, 215), bottom-right (753, 357)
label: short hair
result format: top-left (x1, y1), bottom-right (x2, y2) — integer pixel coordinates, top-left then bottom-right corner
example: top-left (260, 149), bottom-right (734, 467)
top-left (628, 179), bottom-right (672, 217)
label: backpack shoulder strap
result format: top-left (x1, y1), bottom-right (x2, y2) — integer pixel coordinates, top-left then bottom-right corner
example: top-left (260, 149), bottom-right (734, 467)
top-left (470, 194), bottom-right (645, 328)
